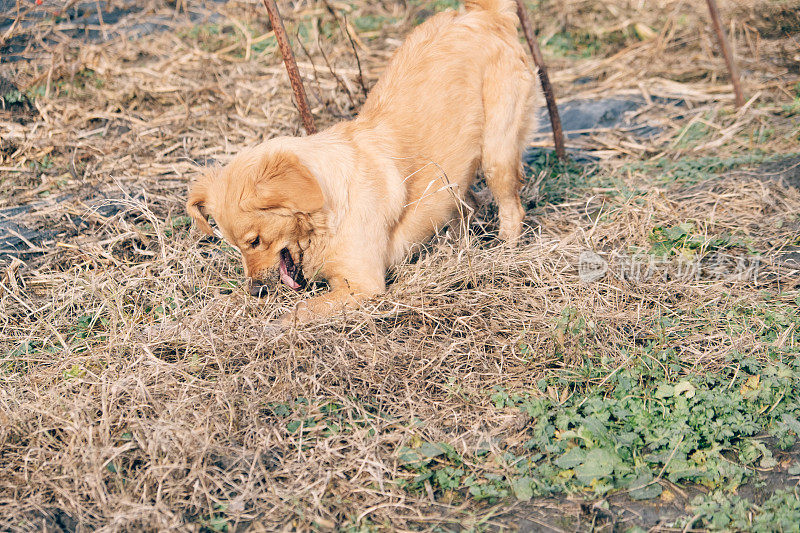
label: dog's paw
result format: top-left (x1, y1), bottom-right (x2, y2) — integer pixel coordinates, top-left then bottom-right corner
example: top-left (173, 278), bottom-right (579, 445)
top-left (277, 309), bottom-right (307, 328)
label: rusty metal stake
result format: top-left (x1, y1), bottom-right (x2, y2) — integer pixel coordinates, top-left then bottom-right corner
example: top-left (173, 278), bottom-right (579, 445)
top-left (261, 0), bottom-right (317, 134)
top-left (705, 0), bottom-right (745, 108)
top-left (514, 0), bottom-right (566, 161)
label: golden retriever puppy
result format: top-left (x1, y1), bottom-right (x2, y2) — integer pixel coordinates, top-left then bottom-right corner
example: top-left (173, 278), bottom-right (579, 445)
top-left (187, 0), bottom-right (537, 322)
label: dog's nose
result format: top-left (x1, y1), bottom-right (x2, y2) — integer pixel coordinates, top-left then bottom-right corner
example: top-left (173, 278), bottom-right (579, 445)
top-left (249, 280), bottom-right (269, 298)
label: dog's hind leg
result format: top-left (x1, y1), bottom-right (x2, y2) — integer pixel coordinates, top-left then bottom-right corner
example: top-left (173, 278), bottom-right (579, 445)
top-left (480, 55), bottom-right (536, 243)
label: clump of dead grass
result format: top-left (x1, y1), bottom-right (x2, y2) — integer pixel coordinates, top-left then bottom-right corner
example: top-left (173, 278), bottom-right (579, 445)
top-left (2, 162), bottom-right (797, 528)
top-left (1, 0), bottom-right (799, 529)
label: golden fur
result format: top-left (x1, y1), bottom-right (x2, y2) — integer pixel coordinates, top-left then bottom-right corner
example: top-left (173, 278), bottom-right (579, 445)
top-left (187, 0), bottom-right (538, 322)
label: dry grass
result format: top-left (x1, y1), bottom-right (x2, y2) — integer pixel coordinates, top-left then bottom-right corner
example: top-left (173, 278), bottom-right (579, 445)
top-left (1, 0), bottom-right (799, 530)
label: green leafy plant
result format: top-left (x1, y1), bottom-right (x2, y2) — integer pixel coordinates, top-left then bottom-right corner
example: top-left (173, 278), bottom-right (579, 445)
top-left (649, 222), bottom-right (750, 256)
top-left (393, 333), bottom-right (800, 504)
top-left (680, 490), bottom-right (800, 531)
top-left (199, 504), bottom-right (229, 532)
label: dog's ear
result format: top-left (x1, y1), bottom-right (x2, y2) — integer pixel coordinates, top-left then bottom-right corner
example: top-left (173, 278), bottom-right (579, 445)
top-left (251, 153), bottom-right (324, 214)
top-left (186, 173), bottom-right (215, 236)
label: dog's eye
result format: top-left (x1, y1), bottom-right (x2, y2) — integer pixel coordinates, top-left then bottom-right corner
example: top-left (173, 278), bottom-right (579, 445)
top-left (249, 236), bottom-right (260, 248)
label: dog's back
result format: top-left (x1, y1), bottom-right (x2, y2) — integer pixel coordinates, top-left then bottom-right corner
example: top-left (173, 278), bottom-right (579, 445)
top-left (355, 0), bottom-right (537, 256)
top-left (359, 0), bottom-right (527, 144)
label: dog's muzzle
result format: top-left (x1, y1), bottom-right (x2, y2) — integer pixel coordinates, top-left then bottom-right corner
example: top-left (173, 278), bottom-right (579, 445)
top-left (249, 248), bottom-right (306, 298)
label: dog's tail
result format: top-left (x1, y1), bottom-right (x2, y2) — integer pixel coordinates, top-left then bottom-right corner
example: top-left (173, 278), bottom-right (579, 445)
top-left (463, 0), bottom-right (516, 15)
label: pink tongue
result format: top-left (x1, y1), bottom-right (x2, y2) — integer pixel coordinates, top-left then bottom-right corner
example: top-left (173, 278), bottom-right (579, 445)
top-left (279, 257), bottom-right (301, 290)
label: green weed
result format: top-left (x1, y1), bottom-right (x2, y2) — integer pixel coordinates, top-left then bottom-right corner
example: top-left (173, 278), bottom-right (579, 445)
top-left (150, 297), bottom-right (177, 321)
top-left (179, 23), bottom-right (236, 54)
top-left (393, 313), bottom-right (800, 503)
top-left (250, 34), bottom-right (277, 55)
top-left (268, 399), bottom-right (387, 438)
top-left (545, 31), bottom-right (602, 58)
top-left (353, 14), bottom-right (398, 33)
top-left (62, 364), bottom-right (86, 380)
top-left (29, 154), bottom-right (54, 171)
top-left (199, 504), bottom-right (229, 532)
top-left (781, 99), bottom-right (800, 117)
top-left (1, 89), bottom-right (26, 105)
top-left (780, 82), bottom-right (800, 116)
top-left (626, 154), bottom-right (777, 186)
top-left (680, 490), bottom-right (800, 531)
top-left (649, 222), bottom-right (751, 256)
top-left (523, 151), bottom-right (606, 205)
top-left (2, 84), bottom-right (46, 106)
top-left (73, 68), bottom-right (105, 90)
top-left (180, 23), bottom-right (222, 41)
top-left (410, 0), bottom-right (461, 13)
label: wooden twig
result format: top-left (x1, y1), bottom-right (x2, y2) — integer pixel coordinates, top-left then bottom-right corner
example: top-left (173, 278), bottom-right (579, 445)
top-left (320, 0), bottom-right (369, 99)
top-left (514, 0), bottom-right (567, 161)
top-left (705, 0), bottom-right (745, 108)
top-left (295, 32), bottom-right (352, 119)
top-left (261, 0), bottom-right (317, 134)
top-left (295, 34), bottom-right (339, 116)
top-left (341, 13), bottom-right (369, 99)
top-left (317, 33), bottom-right (357, 109)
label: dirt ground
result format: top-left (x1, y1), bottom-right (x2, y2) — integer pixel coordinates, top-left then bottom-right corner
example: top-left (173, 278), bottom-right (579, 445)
top-left (1, 0), bottom-right (800, 531)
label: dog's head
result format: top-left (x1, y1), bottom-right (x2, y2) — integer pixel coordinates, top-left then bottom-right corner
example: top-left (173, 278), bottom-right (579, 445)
top-left (187, 146), bottom-right (324, 295)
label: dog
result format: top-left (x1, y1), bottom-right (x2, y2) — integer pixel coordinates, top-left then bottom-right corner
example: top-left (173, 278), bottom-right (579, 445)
top-left (187, 0), bottom-right (537, 323)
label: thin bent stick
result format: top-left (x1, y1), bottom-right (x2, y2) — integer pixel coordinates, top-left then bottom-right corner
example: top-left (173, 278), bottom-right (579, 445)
top-left (261, 0), bottom-right (317, 134)
top-left (514, 0), bottom-right (567, 161)
top-left (705, 0), bottom-right (745, 108)
top-left (320, 0), bottom-right (369, 99)
top-left (341, 13), bottom-right (369, 99)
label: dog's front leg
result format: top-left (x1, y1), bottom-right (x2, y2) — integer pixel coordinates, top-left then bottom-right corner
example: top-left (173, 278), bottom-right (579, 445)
top-left (280, 240), bottom-right (389, 325)
top-left (281, 277), bottom-right (382, 325)
top-left (289, 286), bottom-right (359, 323)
